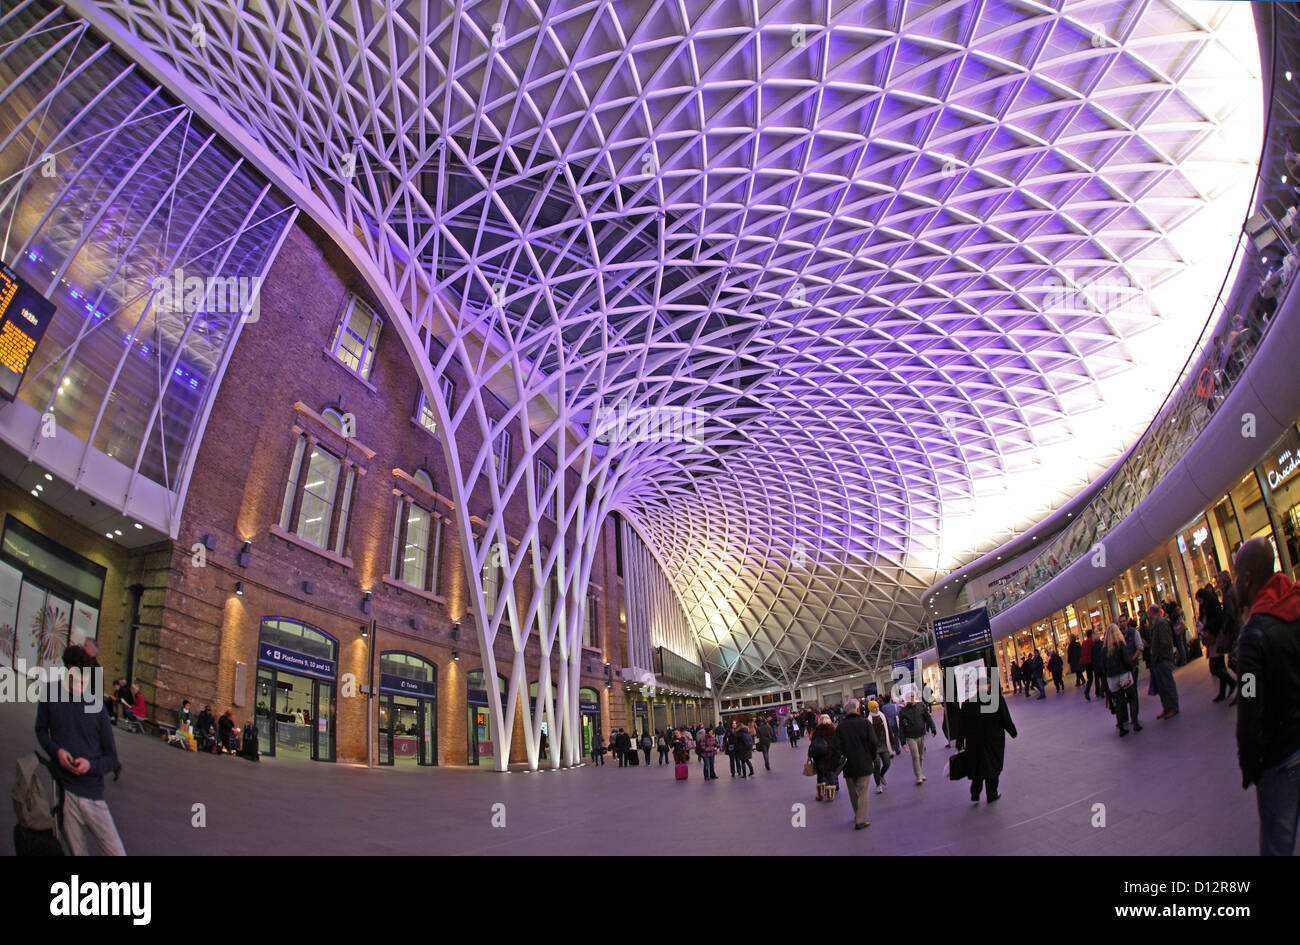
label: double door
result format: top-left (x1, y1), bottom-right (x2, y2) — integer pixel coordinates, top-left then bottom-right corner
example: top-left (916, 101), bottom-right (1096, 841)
top-left (380, 693), bottom-right (435, 765)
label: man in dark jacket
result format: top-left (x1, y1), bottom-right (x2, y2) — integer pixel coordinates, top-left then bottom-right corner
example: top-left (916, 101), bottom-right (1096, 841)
top-left (755, 720), bottom-right (774, 770)
top-left (1047, 650), bottom-right (1064, 692)
top-left (1032, 651), bottom-right (1047, 699)
top-left (35, 645), bottom-right (125, 855)
top-left (1148, 604), bottom-right (1180, 719)
top-left (956, 684), bottom-right (1017, 803)
top-left (899, 693), bottom-right (937, 783)
top-left (1233, 538), bottom-right (1300, 855)
top-left (1067, 635), bottom-right (1083, 686)
top-left (830, 699), bottom-right (878, 829)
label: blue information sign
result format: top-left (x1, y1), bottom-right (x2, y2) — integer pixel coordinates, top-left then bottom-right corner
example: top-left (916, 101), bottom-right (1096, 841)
top-left (379, 673), bottom-right (436, 698)
top-left (933, 607), bottom-right (993, 661)
top-left (258, 641), bottom-right (336, 681)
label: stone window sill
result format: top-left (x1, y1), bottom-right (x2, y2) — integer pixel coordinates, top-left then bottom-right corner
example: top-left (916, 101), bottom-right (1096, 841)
top-left (269, 524), bottom-right (353, 569)
top-left (381, 574), bottom-right (447, 605)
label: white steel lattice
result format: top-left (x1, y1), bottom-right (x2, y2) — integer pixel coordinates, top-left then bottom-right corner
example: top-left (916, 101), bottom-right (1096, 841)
top-left (56, 0), bottom-right (1262, 755)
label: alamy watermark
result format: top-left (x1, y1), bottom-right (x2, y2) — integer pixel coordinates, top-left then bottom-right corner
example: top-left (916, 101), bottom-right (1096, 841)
top-left (1042, 269), bottom-right (1148, 317)
top-left (0, 661), bottom-right (103, 713)
top-left (593, 401), bottom-right (707, 448)
top-left (152, 267), bottom-right (263, 323)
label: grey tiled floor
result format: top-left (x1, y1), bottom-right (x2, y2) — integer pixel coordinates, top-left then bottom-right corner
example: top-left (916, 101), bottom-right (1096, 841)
top-left (0, 661), bottom-right (1259, 854)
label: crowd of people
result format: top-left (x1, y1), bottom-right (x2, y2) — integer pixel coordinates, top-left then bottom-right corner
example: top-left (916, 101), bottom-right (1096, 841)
top-left (592, 715), bottom-right (780, 778)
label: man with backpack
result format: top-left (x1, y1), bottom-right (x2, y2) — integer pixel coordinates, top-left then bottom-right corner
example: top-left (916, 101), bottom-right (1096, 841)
top-left (830, 700), bottom-right (877, 829)
top-left (33, 645), bottom-right (125, 856)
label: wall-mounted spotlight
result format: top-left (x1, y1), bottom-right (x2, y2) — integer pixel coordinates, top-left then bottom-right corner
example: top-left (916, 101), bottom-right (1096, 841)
top-left (452, 651), bottom-right (460, 661)
top-left (236, 541), bottom-right (251, 567)
top-left (360, 623), bottom-right (369, 639)
top-left (450, 623), bottom-right (460, 641)
top-left (408, 616), bottom-right (419, 630)
top-left (361, 591), bottom-right (372, 614)
top-left (235, 581), bottom-right (244, 596)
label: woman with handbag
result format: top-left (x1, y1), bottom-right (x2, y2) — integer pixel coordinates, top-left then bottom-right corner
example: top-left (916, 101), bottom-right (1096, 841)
top-left (1104, 623), bottom-right (1142, 736)
top-left (807, 715), bottom-right (840, 801)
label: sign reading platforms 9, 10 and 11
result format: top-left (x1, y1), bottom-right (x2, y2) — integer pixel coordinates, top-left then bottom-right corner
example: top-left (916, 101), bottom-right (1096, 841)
top-left (0, 264), bottom-right (56, 402)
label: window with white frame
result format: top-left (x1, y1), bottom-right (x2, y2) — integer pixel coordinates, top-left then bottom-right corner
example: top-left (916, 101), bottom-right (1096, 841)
top-left (416, 375), bottom-right (456, 434)
top-left (537, 459), bottom-right (555, 519)
top-left (492, 429), bottom-right (511, 487)
top-left (279, 433), bottom-right (355, 555)
top-left (389, 481), bottom-right (444, 595)
top-left (584, 594), bottom-right (598, 649)
top-left (329, 295), bottom-right (382, 380)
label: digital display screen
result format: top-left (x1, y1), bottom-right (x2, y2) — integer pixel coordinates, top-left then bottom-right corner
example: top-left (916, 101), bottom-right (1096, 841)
top-left (0, 265), bottom-right (56, 402)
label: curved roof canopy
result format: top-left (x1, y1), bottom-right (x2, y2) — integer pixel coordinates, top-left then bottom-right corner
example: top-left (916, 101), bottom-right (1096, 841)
top-left (74, 0), bottom-right (1262, 692)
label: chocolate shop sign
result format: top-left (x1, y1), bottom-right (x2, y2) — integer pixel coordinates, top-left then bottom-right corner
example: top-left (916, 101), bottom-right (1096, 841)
top-left (1263, 426), bottom-right (1300, 491)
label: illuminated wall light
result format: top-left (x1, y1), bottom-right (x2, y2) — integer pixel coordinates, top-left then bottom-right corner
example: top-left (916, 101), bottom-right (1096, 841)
top-left (133, 522), bottom-right (143, 529)
top-left (43, 473), bottom-right (52, 481)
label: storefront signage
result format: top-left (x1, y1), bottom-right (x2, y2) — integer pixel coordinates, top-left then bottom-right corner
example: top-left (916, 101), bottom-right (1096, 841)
top-left (1262, 426), bottom-right (1300, 491)
top-left (1192, 526), bottom-right (1209, 547)
top-left (933, 607), bottom-right (993, 661)
top-left (579, 701), bottom-right (600, 714)
top-left (467, 688), bottom-right (489, 706)
top-left (257, 641), bottom-right (335, 681)
top-left (379, 673), bottom-right (436, 698)
top-left (634, 704), bottom-right (648, 716)
top-left (0, 265), bottom-right (57, 402)
top-left (654, 646), bottom-right (706, 689)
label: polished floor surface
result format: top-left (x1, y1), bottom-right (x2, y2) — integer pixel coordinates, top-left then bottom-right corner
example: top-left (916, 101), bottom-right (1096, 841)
top-left (0, 660), bottom-right (1256, 855)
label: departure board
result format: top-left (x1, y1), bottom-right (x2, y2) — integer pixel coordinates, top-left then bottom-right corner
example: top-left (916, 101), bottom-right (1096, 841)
top-left (0, 264), bottom-right (56, 402)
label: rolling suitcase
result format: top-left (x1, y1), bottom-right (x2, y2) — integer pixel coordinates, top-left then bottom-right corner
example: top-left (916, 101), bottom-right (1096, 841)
top-left (675, 762), bottom-right (688, 781)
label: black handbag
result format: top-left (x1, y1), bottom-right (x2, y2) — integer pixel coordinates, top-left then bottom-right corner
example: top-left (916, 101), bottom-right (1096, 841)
top-left (947, 750), bottom-right (969, 780)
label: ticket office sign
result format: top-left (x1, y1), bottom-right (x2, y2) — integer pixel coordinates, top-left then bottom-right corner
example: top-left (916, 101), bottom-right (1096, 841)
top-left (0, 265), bottom-right (56, 402)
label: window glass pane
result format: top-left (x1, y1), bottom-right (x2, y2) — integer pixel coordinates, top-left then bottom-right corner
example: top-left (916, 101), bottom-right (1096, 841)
top-left (429, 519), bottom-right (443, 596)
top-left (331, 298), bottom-right (381, 379)
top-left (280, 436), bottom-right (306, 530)
top-left (389, 502), bottom-right (404, 577)
top-left (403, 505), bottom-right (430, 589)
top-left (295, 446), bottom-right (340, 548)
top-left (333, 467), bottom-right (355, 556)
top-left (417, 391), bottom-right (436, 432)
top-left (493, 431), bottom-right (510, 486)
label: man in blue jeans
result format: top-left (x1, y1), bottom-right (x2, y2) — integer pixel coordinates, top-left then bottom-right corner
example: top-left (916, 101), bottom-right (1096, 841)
top-left (1234, 538), bottom-right (1300, 855)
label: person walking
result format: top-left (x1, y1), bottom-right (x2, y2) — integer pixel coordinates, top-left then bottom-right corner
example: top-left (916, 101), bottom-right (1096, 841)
top-left (866, 700), bottom-right (893, 793)
top-left (699, 728), bottom-right (719, 780)
top-left (1124, 618), bottom-right (1142, 690)
top-left (1080, 630), bottom-right (1094, 700)
top-left (1010, 658), bottom-right (1022, 695)
top-left (1217, 570), bottom-right (1244, 706)
top-left (956, 681), bottom-right (1017, 803)
top-left (755, 718), bottom-right (773, 771)
top-left (1148, 603), bottom-right (1180, 720)
top-left (724, 723), bottom-right (738, 777)
top-left (1198, 586), bottom-right (1235, 703)
top-left (881, 695), bottom-right (903, 756)
top-left (1103, 623), bottom-right (1141, 736)
top-left (899, 692), bottom-right (936, 784)
top-left (616, 727), bottom-right (632, 766)
top-left (1233, 537), bottom-right (1300, 855)
top-left (591, 729), bottom-right (605, 766)
top-left (656, 730), bottom-right (669, 765)
top-left (34, 645), bottom-right (126, 855)
top-left (1032, 650), bottom-right (1047, 699)
top-left (1068, 635), bottom-right (1083, 687)
top-left (1047, 650), bottom-right (1064, 692)
top-left (831, 699), bottom-right (878, 830)
top-left (1093, 632), bottom-right (1110, 712)
top-left (735, 723), bottom-right (755, 778)
top-left (808, 714), bottom-right (840, 802)
top-left (641, 731), bottom-right (653, 766)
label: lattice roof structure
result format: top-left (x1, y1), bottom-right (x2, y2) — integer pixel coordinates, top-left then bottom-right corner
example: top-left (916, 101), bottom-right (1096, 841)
top-left (38, 0), bottom-right (1263, 732)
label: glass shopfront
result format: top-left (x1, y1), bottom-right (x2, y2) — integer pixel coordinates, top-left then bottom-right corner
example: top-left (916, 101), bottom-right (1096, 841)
top-left (254, 618), bottom-right (337, 762)
top-left (1260, 423), bottom-right (1300, 577)
top-left (0, 516), bottom-right (105, 672)
top-left (579, 688), bottom-right (601, 755)
top-left (378, 652), bottom-right (437, 766)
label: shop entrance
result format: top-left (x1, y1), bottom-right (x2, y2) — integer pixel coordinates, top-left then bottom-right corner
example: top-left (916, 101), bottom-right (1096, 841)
top-left (255, 666), bottom-right (336, 761)
top-left (254, 617), bottom-right (338, 762)
top-left (377, 652), bottom-right (437, 766)
top-left (579, 688), bottom-right (601, 756)
top-left (379, 694), bottom-right (429, 765)
top-left (466, 670), bottom-right (507, 766)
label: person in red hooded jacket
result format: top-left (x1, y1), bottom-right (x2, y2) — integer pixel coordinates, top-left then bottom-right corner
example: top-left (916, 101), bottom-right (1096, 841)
top-left (1233, 538), bottom-right (1300, 856)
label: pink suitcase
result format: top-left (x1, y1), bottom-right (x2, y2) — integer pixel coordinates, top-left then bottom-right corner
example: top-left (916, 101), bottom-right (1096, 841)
top-left (675, 762), bottom-right (688, 781)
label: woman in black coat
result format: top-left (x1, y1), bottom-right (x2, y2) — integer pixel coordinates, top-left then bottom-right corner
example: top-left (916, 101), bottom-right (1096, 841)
top-left (956, 686), bottom-right (1017, 803)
